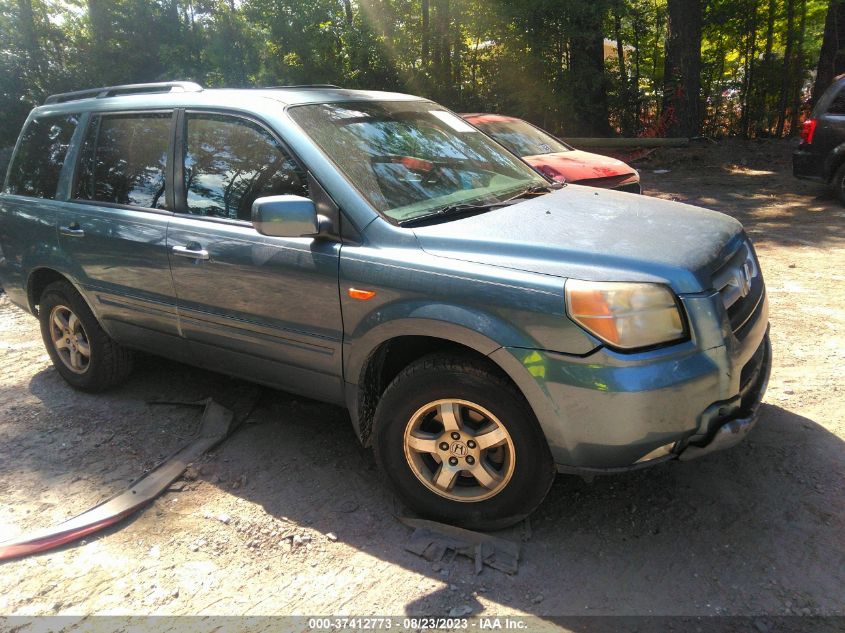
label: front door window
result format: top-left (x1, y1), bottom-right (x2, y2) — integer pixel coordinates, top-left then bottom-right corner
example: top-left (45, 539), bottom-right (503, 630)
top-left (183, 113), bottom-right (308, 221)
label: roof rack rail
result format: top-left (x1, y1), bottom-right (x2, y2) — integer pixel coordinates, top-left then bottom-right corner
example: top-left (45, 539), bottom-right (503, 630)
top-left (44, 81), bottom-right (203, 105)
top-left (263, 84), bottom-right (342, 89)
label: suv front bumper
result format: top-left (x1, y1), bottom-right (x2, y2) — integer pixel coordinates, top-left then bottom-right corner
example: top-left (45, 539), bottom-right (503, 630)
top-left (678, 332), bottom-right (770, 461)
top-left (489, 290), bottom-right (770, 472)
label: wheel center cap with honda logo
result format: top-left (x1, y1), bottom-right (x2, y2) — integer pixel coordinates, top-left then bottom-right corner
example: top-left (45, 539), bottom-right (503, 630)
top-left (450, 441), bottom-right (468, 456)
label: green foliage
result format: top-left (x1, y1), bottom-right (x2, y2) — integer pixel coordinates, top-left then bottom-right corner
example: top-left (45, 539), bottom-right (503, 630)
top-left (0, 0), bottom-right (832, 146)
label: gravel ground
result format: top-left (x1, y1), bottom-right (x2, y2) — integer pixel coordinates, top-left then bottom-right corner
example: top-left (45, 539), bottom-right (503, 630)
top-left (0, 139), bottom-right (843, 626)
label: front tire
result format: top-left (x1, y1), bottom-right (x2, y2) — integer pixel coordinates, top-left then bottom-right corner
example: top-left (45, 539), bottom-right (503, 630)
top-left (373, 354), bottom-right (555, 530)
top-left (38, 280), bottom-right (134, 391)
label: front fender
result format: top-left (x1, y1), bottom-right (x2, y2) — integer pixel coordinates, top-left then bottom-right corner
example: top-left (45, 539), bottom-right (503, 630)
top-left (343, 304), bottom-right (525, 385)
top-left (342, 305), bottom-right (580, 449)
top-left (338, 238), bottom-right (600, 444)
top-left (339, 241), bottom-right (599, 387)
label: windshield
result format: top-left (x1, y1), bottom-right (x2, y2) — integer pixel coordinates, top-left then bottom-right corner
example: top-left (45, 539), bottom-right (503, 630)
top-left (472, 119), bottom-right (572, 157)
top-left (288, 101), bottom-right (546, 222)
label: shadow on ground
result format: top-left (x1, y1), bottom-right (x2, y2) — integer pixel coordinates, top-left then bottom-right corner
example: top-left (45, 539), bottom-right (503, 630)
top-left (637, 138), bottom-right (845, 248)
top-left (2, 351), bottom-right (842, 618)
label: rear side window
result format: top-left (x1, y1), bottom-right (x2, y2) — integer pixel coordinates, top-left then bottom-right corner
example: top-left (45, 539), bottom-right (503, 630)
top-left (76, 112), bottom-right (171, 209)
top-left (828, 88), bottom-right (845, 115)
top-left (183, 113), bottom-right (307, 221)
top-left (5, 114), bottom-right (80, 199)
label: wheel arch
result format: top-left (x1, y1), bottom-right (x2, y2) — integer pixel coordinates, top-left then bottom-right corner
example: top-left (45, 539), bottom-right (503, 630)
top-left (824, 141), bottom-right (845, 182)
top-left (346, 319), bottom-right (528, 447)
top-left (26, 267), bottom-right (96, 320)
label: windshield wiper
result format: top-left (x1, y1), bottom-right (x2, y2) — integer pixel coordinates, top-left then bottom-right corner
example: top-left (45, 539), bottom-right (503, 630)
top-left (398, 182), bottom-right (563, 227)
top-left (486, 182), bottom-right (564, 207)
top-left (398, 201), bottom-right (505, 227)
top-left (519, 182), bottom-right (565, 194)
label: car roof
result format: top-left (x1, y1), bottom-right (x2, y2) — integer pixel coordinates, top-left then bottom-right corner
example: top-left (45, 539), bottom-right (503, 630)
top-left (31, 86), bottom-right (425, 118)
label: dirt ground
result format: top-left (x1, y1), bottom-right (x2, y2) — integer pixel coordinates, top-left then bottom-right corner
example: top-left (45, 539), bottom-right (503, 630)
top-left (0, 139), bottom-right (843, 626)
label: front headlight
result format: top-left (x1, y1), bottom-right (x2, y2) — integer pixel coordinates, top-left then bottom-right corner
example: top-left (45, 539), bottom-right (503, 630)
top-left (565, 280), bottom-right (686, 350)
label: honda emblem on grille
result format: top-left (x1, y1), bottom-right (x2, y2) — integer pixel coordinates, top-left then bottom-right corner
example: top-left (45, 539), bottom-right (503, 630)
top-left (737, 261), bottom-right (753, 298)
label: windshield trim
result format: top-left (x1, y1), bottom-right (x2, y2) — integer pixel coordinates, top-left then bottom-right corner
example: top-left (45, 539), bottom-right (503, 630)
top-left (286, 100), bottom-right (551, 227)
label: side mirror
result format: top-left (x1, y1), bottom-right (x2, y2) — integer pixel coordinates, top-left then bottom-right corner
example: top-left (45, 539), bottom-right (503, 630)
top-left (252, 195), bottom-right (319, 238)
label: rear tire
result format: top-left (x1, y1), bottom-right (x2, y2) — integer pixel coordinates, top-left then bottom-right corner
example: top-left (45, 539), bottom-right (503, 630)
top-left (372, 354), bottom-right (555, 530)
top-left (38, 280), bottom-right (134, 391)
top-left (832, 162), bottom-right (845, 205)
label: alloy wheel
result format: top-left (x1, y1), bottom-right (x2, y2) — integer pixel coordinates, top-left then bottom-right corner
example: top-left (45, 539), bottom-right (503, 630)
top-left (403, 398), bottom-right (516, 502)
top-left (48, 304), bottom-right (91, 374)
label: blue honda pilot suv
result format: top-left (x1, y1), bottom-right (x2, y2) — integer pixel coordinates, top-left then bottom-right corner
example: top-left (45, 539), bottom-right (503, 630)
top-left (0, 82), bottom-right (770, 528)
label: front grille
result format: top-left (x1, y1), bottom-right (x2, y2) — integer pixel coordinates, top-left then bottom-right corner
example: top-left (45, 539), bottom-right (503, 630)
top-left (712, 241), bottom-right (765, 335)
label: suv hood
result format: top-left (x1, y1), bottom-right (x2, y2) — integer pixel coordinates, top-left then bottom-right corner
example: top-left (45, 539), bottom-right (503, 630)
top-left (412, 185), bottom-right (744, 293)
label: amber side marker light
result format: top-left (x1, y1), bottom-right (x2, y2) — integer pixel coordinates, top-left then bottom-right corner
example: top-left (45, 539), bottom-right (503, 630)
top-left (348, 288), bottom-right (377, 300)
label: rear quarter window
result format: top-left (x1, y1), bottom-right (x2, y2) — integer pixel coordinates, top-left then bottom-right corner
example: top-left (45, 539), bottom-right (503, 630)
top-left (4, 114), bottom-right (80, 199)
top-left (827, 87), bottom-right (845, 115)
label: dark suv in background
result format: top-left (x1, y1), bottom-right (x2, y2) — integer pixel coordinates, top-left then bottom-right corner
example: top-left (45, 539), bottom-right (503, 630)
top-left (793, 74), bottom-right (845, 201)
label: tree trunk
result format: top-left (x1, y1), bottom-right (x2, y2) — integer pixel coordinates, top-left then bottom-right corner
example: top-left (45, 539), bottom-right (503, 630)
top-left (789, 0), bottom-right (808, 134)
top-left (186, 0), bottom-right (201, 77)
top-left (662, 0), bottom-right (703, 137)
top-left (812, 0), bottom-right (845, 106)
top-left (764, 0), bottom-right (776, 59)
top-left (709, 38), bottom-right (727, 137)
top-left (614, 9), bottom-right (631, 135)
top-left (632, 8), bottom-right (642, 132)
top-left (740, 0), bottom-right (759, 137)
top-left (421, 0), bottom-right (430, 67)
top-left (754, 0), bottom-right (778, 135)
top-left (441, 0), bottom-right (451, 86)
top-left (230, 0), bottom-right (247, 85)
top-left (650, 1), bottom-right (662, 131)
top-left (16, 0), bottom-right (44, 87)
top-left (776, 0), bottom-right (797, 137)
top-left (432, 0), bottom-right (447, 87)
top-left (569, 4), bottom-right (611, 136)
top-left (15, 0), bottom-right (48, 105)
top-left (453, 27), bottom-right (461, 95)
top-left (87, 0), bottom-right (113, 84)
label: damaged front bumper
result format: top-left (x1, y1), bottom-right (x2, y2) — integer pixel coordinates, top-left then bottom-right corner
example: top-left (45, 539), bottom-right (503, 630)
top-left (492, 286), bottom-right (772, 474)
top-left (677, 332), bottom-right (771, 461)
top-left (552, 331), bottom-right (772, 474)
top-left (491, 286), bottom-right (772, 475)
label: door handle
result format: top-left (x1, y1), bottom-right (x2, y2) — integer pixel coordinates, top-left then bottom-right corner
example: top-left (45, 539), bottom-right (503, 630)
top-left (172, 244), bottom-right (210, 260)
top-left (59, 223), bottom-right (85, 237)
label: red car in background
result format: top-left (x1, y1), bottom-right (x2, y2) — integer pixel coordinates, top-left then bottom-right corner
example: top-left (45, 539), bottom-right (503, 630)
top-left (462, 113), bottom-right (641, 193)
